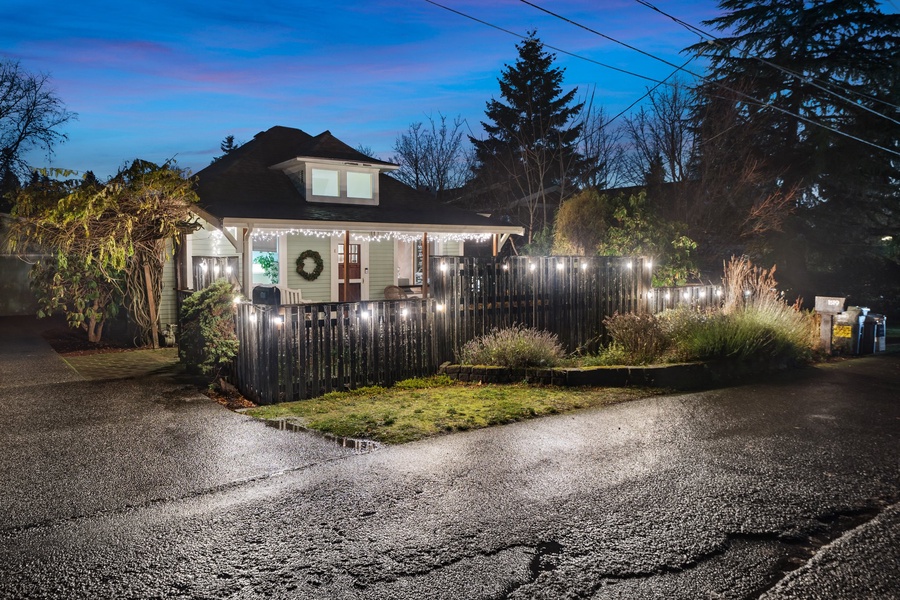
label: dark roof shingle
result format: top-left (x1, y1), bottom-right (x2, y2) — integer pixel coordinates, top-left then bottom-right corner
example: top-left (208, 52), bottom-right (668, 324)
top-left (195, 126), bottom-right (518, 231)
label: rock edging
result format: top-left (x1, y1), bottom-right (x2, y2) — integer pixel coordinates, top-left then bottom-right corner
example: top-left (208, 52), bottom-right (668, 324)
top-left (439, 359), bottom-right (792, 390)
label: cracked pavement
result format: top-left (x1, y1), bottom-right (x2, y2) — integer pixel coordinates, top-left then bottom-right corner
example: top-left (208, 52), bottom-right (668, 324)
top-left (1, 319), bottom-right (899, 598)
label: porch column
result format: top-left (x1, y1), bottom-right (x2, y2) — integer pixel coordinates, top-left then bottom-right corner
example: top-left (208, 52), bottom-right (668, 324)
top-left (422, 232), bottom-right (429, 298)
top-left (242, 227), bottom-right (253, 296)
top-left (492, 234), bottom-right (498, 257)
top-left (343, 229), bottom-right (351, 302)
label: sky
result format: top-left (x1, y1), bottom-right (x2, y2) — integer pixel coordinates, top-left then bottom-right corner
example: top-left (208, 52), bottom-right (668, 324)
top-left (3, 0), bottom-right (730, 179)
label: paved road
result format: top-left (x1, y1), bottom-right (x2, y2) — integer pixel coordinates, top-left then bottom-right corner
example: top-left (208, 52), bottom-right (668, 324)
top-left (1, 319), bottom-right (898, 599)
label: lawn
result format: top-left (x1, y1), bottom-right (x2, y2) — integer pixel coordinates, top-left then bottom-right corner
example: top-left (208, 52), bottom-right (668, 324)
top-left (244, 375), bottom-right (665, 444)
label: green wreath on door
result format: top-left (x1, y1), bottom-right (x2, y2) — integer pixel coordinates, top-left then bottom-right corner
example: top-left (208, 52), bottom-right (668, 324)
top-left (296, 250), bottom-right (324, 282)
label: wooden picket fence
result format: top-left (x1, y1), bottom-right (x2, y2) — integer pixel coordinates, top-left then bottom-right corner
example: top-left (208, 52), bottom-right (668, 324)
top-left (228, 256), bottom-right (723, 403)
top-left (647, 284), bottom-right (722, 314)
top-left (430, 255), bottom-right (651, 357)
top-left (233, 300), bottom-right (435, 404)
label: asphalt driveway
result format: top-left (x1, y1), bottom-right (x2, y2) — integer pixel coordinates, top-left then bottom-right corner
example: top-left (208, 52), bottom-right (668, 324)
top-left (1, 316), bottom-right (898, 598)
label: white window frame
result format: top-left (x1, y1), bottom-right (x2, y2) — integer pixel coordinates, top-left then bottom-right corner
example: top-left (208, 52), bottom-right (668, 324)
top-left (303, 160), bottom-right (380, 206)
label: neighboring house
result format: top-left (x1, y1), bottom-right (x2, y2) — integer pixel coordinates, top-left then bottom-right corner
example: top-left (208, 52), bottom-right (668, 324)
top-left (158, 126), bottom-right (523, 327)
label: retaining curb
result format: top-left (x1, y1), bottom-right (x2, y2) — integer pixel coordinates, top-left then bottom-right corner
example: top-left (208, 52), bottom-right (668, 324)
top-left (439, 359), bottom-right (791, 390)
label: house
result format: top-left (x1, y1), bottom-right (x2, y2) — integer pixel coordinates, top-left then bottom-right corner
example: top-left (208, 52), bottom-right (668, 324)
top-left (158, 126), bottom-right (523, 326)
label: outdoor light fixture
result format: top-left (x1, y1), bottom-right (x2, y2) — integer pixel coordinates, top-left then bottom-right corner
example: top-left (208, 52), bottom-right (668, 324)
top-left (665, 292), bottom-right (671, 300)
top-left (683, 291), bottom-right (690, 300)
top-left (213, 264), bottom-right (220, 275)
top-left (401, 308), bottom-right (409, 317)
top-left (529, 263), bottom-right (536, 272)
top-left (249, 312), bottom-right (257, 322)
top-left (581, 262), bottom-right (588, 270)
top-left (626, 261), bottom-right (632, 269)
top-left (647, 260), bottom-right (653, 269)
top-left (744, 290), bottom-right (752, 297)
top-left (699, 290), bottom-right (706, 298)
top-left (502, 264), bottom-right (509, 271)
top-left (200, 262), bottom-right (208, 270)
top-left (440, 263), bottom-right (447, 272)
top-left (226, 266), bottom-right (233, 274)
top-left (436, 303), bottom-right (445, 311)
top-left (647, 291), bottom-right (653, 299)
top-left (556, 262), bottom-right (564, 270)
top-left (272, 316), bottom-right (284, 326)
top-left (362, 310), bottom-right (372, 319)
top-left (716, 289), bottom-right (722, 297)
top-left (232, 295), bottom-right (241, 304)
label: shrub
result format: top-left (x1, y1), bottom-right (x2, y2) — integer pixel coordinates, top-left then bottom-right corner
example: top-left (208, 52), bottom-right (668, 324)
top-left (178, 280), bottom-right (239, 380)
top-left (577, 343), bottom-right (630, 366)
top-left (458, 325), bottom-right (564, 369)
top-left (603, 312), bottom-right (669, 364)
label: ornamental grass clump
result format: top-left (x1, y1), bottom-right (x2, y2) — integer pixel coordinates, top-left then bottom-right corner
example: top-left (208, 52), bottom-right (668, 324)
top-left (458, 325), bottom-right (564, 369)
top-left (659, 257), bottom-right (818, 364)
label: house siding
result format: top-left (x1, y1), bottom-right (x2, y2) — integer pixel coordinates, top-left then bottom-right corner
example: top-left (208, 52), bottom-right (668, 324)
top-left (285, 235), bottom-right (332, 302)
top-left (192, 226), bottom-right (240, 261)
top-left (368, 239), bottom-right (395, 300)
top-left (159, 239), bottom-right (178, 326)
top-left (437, 241), bottom-right (461, 256)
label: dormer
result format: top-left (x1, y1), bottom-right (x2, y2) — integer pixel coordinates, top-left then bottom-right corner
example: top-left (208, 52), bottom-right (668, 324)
top-left (270, 156), bottom-right (399, 206)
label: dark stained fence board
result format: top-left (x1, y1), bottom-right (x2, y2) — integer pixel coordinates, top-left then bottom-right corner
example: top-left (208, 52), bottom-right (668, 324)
top-left (232, 257), bottom-right (722, 404)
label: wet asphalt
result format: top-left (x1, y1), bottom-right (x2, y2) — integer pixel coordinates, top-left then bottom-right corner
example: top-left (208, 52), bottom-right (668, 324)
top-left (1, 319), bottom-right (898, 599)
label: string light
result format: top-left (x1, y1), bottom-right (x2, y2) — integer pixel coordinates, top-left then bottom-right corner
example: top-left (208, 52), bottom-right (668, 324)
top-left (249, 228), bottom-right (493, 243)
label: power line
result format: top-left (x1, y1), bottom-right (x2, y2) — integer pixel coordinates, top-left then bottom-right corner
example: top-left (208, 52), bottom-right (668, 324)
top-left (518, 0), bottom-right (900, 158)
top-left (633, 0), bottom-right (900, 122)
top-left (422, 0), bottom-right (668, 85)
top-left (602, 57), bottom-right (695, 129)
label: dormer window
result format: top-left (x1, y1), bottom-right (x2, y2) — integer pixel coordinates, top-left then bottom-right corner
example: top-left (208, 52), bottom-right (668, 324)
top-left (275, 157), bottom-right (391, 206)
top-left (312, 168), bottom-right (340, 197)
top-left (347, 171), bottom-right (373, 199)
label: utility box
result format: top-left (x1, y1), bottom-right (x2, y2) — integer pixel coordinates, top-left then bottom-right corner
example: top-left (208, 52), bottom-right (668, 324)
top-left (814, 296), bottom-right (845, 354)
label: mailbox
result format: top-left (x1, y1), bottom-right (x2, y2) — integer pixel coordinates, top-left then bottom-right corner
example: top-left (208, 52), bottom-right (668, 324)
top-left (814, 296), bottom-right (846, 355)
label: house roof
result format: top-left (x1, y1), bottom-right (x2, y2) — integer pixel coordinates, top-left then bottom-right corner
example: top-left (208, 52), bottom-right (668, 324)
top-left (194, 126), bottom-right (523, 234)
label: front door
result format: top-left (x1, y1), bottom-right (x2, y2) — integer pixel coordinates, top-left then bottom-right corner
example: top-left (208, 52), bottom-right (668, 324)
top-left (338, 243), bottom-right (362, 302)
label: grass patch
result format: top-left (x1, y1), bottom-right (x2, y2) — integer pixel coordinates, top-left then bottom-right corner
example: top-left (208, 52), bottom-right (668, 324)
top-left (244, 376), bottom-right (662, 444)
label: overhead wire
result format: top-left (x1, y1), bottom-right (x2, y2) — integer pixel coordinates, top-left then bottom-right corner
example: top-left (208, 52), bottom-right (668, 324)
top-left (515, 0), bottom-right (900, 158)
top-left (633, 0), bottom-right (900, 121)
top-left (422, 0), bottom-right (667, 85)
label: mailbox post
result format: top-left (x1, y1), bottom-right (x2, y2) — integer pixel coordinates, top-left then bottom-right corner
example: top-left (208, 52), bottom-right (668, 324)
top-left (814, 296), bottom-right (846, 355)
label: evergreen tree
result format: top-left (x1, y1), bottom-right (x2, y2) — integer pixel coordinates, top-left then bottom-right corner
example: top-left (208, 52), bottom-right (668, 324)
top-left (688, 0), bottom-right (900, 296)
top-left (471, 32), bottom-right (584, 242)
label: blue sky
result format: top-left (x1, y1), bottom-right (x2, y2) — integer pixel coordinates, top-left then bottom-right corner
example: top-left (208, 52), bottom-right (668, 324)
top-left (4, 0), bottom-right (728, 178)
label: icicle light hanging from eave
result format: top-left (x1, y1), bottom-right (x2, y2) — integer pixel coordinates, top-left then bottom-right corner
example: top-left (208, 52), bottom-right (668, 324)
top-left (248, 228), bottom-right (493, 243)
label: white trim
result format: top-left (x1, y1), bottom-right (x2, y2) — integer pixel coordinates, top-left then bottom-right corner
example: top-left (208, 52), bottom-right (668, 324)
top-left (223, 217), bottom-right (523, 236)
top-left (277, 234), bottom-right (288, 285)
top-left (185, 235), bottom-right (193, 289)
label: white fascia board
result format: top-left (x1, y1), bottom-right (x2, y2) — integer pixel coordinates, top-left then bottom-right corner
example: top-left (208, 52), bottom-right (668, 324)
top-left (221, 217), bottom-right (524, 236)
top-left (269, 156), bottom-right (399, 172)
